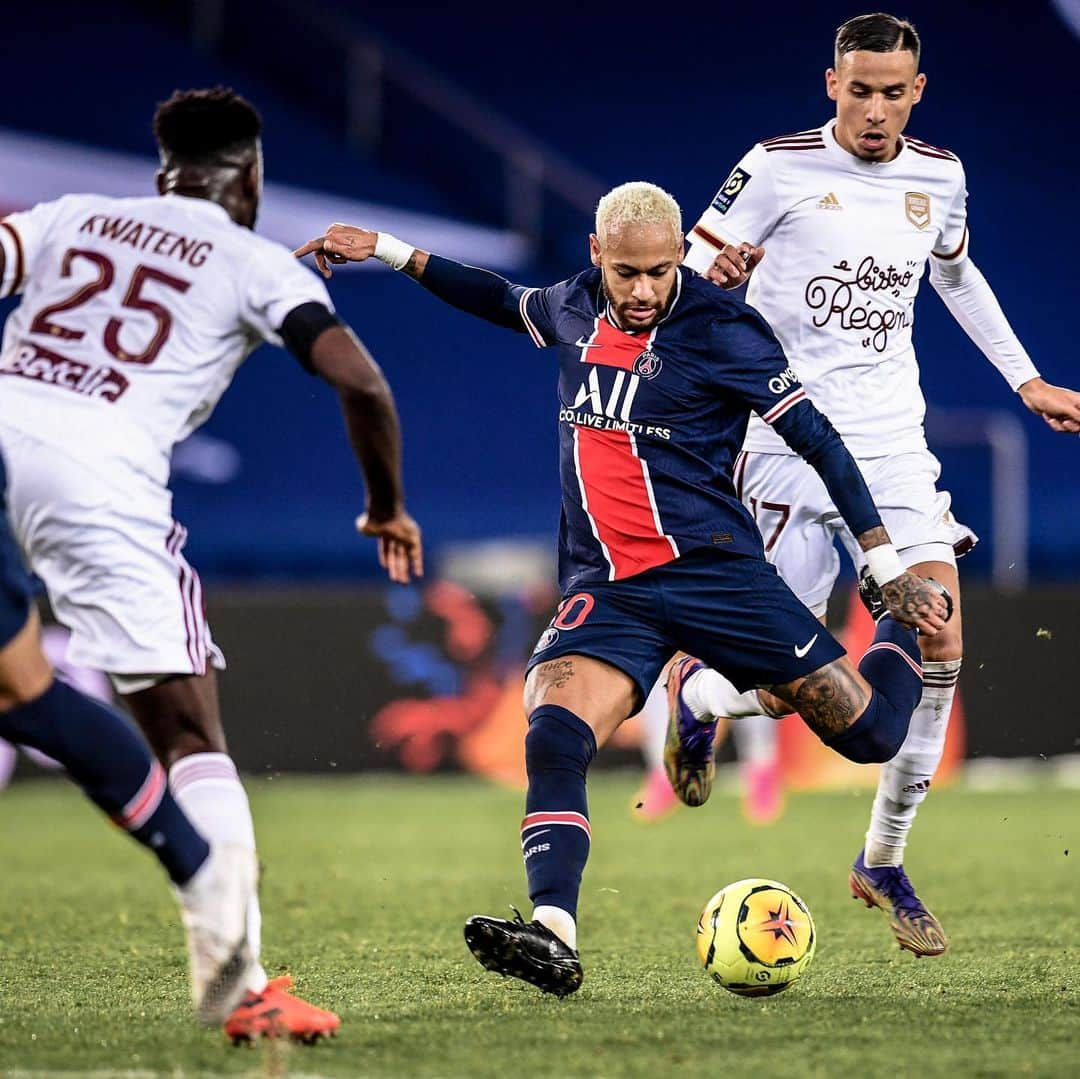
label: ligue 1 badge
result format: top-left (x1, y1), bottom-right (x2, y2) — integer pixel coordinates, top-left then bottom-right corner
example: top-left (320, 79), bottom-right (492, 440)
top-left (634, 349), bottom-right (662, 379)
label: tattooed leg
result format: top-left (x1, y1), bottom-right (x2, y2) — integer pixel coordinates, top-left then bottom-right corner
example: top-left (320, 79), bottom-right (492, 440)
top-left (523, 654), bottom-right (638, 749)
top-left (768, 657), bottom-right (872, 741)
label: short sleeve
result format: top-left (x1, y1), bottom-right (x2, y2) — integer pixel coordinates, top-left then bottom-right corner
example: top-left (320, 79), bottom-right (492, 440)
top-left (932, 165), bottom-right (968, 261)
top-left (511, 282), bottom-right (563, 348)
top-left (242, 240), bottom-right (335, 345)
top-left (708, 308), bottom-right (806, 423)
top-left (684, 145), bottom-right (780, 273)
top-left (0, 197), bottom-right (70, 297)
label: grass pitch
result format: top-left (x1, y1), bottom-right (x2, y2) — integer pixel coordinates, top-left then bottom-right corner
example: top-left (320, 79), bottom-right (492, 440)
top-left (0, 774), bottom-right (1076, 1078)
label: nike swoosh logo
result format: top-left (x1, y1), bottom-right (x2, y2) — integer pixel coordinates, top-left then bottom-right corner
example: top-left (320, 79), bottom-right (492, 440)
top-left (794, 634), bottom-right (818, 658)
top-left (574, 338), bottom-right (604, 348)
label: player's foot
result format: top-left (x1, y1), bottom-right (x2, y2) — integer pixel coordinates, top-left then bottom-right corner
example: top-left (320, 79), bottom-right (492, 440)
top-left (741, 759), bottom-right (784, 825)
top-left (663, 653), bottom-right (718, 807)
top-left (175, 844), bottom-right (258, 1025)
top-left (223, 975), bottom-right (341, 1043)
top-left (849, 848), bottom-right (948, 957)
top-left (631, 765), bottom-right (680, 821)
top-left (858, 567), bottom-right (954, 629)
top-left (464, 910), bottom-right (583, 997)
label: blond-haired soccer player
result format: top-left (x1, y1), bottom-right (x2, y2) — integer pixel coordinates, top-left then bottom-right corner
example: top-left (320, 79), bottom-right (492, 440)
top-left (675, 12), bottom-right (1080, 957)
top-left (297, 180), bottom-right (951, 995)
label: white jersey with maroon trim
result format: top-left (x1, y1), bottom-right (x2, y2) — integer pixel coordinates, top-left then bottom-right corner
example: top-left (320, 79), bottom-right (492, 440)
top-left (0, 192), bottom-right (331, 484)
top-left (684, 119), bottom-right (967, 457)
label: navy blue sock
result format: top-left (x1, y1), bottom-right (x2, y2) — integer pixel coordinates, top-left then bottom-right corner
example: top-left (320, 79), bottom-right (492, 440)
top-left (521, 705), bottom-right (597, 922)
top-left (0, 679), bottom-right (210, 884)
top-left (827, 616), bottom-right (923, 764)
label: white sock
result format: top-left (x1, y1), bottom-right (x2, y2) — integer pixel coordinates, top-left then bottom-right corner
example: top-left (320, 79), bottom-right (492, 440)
top-left (683, 668), bottom-right (764, 722)
top-left (637, 679), bottom-right (668, 772)
top-left (169, 752), bottom-right (268, 991)
top-left (733, 713), bottom-right (778, 765)
top-left (533, 904), bottom-right (577, 950)
top-left (865, 659), bottom-right (961, 867)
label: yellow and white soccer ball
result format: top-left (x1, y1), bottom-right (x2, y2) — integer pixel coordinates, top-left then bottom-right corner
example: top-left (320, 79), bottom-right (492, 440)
top-left (696, 878), bottom-right (816, 997)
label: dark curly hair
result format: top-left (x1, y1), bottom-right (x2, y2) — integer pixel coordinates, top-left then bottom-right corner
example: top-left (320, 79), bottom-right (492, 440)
top-left (153, 87), bottom-right (262, 163)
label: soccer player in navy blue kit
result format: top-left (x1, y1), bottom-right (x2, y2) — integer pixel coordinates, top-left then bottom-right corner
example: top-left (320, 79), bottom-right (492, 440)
top-left (296, 183), bottom-right (951, 996)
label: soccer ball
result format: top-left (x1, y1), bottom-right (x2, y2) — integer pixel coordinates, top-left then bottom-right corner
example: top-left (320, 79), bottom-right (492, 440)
top-left (696, 878), bottom-right (816, 997)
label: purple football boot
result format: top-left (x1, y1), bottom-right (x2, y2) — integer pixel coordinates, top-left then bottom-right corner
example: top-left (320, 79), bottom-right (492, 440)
top-left (849, 848), bottom-right (948, 957)
top-left (663, 654), bottom-right (720, 807)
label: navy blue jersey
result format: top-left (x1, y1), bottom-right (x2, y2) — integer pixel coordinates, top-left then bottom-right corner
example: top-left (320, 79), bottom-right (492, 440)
top-left (511, 266), bottom-right (873, 591)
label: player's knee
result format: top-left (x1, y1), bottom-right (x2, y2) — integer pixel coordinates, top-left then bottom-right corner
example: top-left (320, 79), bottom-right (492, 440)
top-left (825, 691), bottom-right (908, 764)
top-left (525, 706), bottom-right (597, 775)
top-left (918, 624), bottom-right (963, 663)
top-left (0, 617), bottom-right (54, 711)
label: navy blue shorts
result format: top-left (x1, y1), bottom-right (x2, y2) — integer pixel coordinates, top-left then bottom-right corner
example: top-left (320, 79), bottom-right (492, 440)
top-left (526, 548), bottom-right (845, 704)
top-left (0, 451), bottom-right (32, 649)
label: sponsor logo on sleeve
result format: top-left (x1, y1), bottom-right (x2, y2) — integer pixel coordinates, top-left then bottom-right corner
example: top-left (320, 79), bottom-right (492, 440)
top-left (768, 367), bottom-right (801, 394)
top-left (710, 167), bottom-right (752, 215)
top-left (905, 191), bottom-right (931, 229)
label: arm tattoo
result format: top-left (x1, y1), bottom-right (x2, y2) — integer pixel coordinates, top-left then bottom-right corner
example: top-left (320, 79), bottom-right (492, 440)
top-left (771, 663), bottom-right (869, 739)
top-left (401, 249), bottom-right (429, 282)
top-left (856, 525), bottom-right (890, 553)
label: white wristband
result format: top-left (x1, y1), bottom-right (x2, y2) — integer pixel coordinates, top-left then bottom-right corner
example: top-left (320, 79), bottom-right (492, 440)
top-left (373, 232), bottom-right (415, 271)
top-left (864, 544), bottom-right (905, 586)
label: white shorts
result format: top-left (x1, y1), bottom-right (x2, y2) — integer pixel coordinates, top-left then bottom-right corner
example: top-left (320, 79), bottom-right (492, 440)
top-left (734, 449), bottom-right (977, 618)
top-left (0, 425), bottom-right (224, 685)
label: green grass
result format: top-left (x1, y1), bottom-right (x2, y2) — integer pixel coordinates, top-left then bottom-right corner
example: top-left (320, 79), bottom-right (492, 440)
top-left (0, 775), bottom-right (1077, 1078)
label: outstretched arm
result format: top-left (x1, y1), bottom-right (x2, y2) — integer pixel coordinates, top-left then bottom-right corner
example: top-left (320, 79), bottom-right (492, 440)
top-left (295, 224), bottom-right (530, 334)
top-left (930, 252), bottom-right (1080, 433)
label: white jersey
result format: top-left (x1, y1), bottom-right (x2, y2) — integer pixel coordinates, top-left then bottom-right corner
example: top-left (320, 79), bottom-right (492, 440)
top-left (0, 192), bottom-right (331, 485)
top-left (685, 119), bottom-right (968, 458)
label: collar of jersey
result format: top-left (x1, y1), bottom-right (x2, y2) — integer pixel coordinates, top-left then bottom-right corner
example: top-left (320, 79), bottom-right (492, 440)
top-left (597, 266), bottom-right (684, 335)
top-left (822, 118), bottom-right (909, 174)
top-left (162, 192), bottom-right (233, 221)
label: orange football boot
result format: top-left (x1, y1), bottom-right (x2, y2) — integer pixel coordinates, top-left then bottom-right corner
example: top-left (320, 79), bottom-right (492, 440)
top-left (223, 975), bottom-right (340, 1044)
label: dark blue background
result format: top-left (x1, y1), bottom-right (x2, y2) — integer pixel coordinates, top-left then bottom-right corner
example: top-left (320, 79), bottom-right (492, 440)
top-left (2, 1), bottom-right (1077, 580)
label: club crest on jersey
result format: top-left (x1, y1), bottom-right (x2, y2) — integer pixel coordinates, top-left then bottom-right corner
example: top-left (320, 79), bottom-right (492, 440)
top-left (905, 191), bottom-right (931, 229)
top-left (633, 349), bottom-right (662, 379)
top-left (710, 167), bottom-right (751, 215)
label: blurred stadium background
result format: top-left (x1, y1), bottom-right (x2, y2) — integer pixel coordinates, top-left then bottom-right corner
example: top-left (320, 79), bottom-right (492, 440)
top-left (1, 0), bottom-right (1077, 788)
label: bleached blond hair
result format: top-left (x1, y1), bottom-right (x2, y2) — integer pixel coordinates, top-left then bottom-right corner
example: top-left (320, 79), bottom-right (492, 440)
top-left (595, 181), bottom-right (682, 248)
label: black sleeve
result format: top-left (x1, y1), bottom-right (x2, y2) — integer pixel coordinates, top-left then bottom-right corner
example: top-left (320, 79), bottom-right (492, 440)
top-left (420, 255), bottom-right (529, 332)
top-left (279, 301), bottom-right (344, 373)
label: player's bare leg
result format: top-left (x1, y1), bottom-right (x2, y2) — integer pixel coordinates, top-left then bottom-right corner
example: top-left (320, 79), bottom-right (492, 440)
top-left (852, 558), bottom-right (960, 957)
top-left (464, 655), bottom-right (637, 997)
top-left (125, 670), bottom-right (339, 1041)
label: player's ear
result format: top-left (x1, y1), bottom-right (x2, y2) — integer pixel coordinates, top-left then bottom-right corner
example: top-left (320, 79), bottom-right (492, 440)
top-left (676, 233), bottom-right (686, 265)
top-left (589, 234), bottom-right (602, 267)
top-left (154, 169), bottom-right (167, 196)
top-left (825, 68), bottom-right (839, 102)
top-left (242, 160), bottom-right (260, 199)
top-left (912, 72), bottom-right (927, 105)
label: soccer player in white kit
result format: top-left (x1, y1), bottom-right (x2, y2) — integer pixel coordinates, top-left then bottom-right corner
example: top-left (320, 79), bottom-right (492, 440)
top-left (0, 89), bottom-right (423, 1038)
top-left (667, 13), bottom-right (1080, 956)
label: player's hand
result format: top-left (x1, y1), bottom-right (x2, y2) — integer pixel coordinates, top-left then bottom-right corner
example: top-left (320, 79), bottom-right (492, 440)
top-left (704, 243), bottom-right (765, 289)
top-left (881, 572), bottom-right (950, 636)
top-left (294, 224), bottom-right (377, 278)
top-left (356, 508), bottom-right (424, 584)
top-left (1018, 377), bottom-right (1080, 434)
